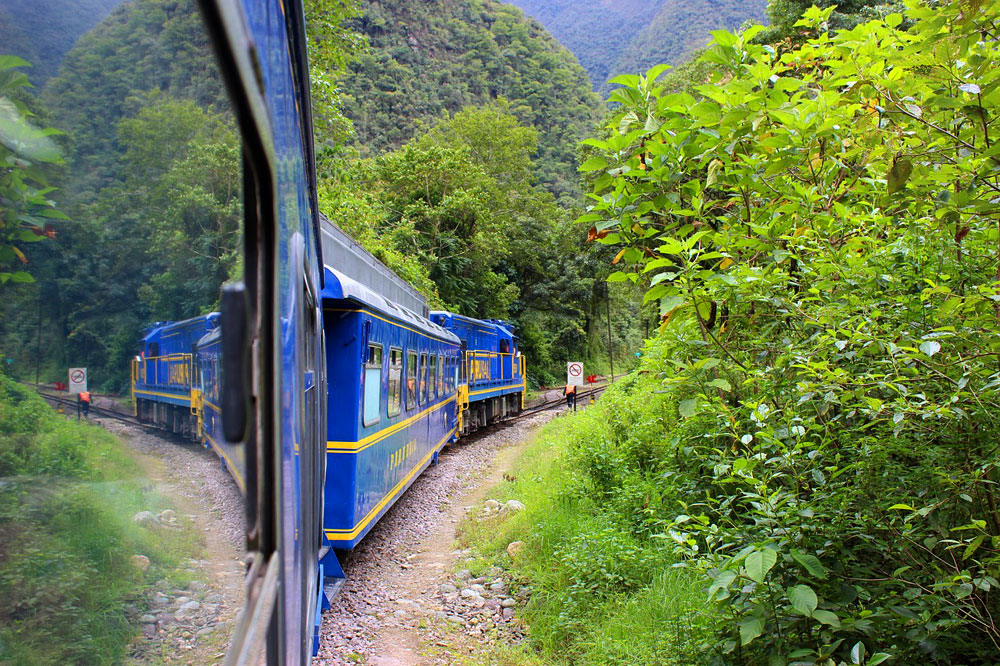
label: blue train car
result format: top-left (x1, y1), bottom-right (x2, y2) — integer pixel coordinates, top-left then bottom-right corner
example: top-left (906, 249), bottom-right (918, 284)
top-left (320, 266), bottom-right (460, 561)
top-left (193, 328), bottom-right (247, 493)
top-left (132, 313), bottom-right (219, 438)
top-left (430, 313), bottom-right (525, 434)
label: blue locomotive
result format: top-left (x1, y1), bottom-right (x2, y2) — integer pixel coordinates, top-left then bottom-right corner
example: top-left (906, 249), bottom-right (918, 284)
top-left (132, 314), bottom-right (219, 440)
top-left (431, 313), bottom-right (525, 434)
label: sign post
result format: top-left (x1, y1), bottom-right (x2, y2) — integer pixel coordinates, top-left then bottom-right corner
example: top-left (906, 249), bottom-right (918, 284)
top-left (567, 361), bottom-right (583, 386)
top-left (68, 368), bottom-right (87, 394)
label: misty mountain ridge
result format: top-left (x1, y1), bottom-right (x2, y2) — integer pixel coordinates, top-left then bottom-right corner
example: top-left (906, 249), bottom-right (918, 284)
top-left (502, 0), bottom-right (768, 90)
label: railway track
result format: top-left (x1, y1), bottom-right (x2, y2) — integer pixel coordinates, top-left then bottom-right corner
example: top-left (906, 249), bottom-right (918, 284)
top-left (518, 382), bottom-right (607, 418)
top-left (22, 382), bottom-right (149, 429)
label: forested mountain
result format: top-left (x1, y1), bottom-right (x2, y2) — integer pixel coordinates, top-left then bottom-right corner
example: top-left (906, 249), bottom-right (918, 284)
top-left (0, 0), bottom-right (238, 389)
top-left (502, 0), bottom-right (767, 90)
top-left (0, 0), bottom-right (125, 87)
top-left (341, 0), bottom-right (604, 197)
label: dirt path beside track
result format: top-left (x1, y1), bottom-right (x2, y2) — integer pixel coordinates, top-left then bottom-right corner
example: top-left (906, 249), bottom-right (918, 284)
top-left (95, 419), bottom-right (246, 666)
top-left (314, 409), bottom-right (568, 665)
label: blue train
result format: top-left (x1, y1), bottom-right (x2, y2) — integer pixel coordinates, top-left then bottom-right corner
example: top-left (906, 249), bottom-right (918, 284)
top-left (133, 219), bottom-right (528, 652)
top-left (125, 0), bottom-right (525, 662)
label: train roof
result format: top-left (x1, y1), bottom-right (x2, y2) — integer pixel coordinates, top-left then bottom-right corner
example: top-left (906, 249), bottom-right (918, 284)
top-left (323, 267), bottom-right (459, 345)
top-left (430, 311), bottom-right (516, 338)
top-left (320, 215), bottom-right (429, 318)
top-left (142, 313), bottom-right (220, 342)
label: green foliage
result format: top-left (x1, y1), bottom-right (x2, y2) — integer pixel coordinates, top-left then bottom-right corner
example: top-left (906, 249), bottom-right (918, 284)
top-left (321, 100), bottom-right (631, 380)
top-left (0, 56), bottom-right (67, 288)
top-left (458, 380), bottom-right (713, 665)
top-left (758, 0), bottom-right (906, 43)
top-left (0, 0), bottom-right (245, 390)
top-left (304, 0), bottom-right (365, 162)
top-left (572, 1), bottom-right (1000, 662)
top-left (0, 375), bottom-right (199, 664)
top-left (340, 0), bottom-right (604, 197)
top-left (0, 0), bottom-right (123, 88)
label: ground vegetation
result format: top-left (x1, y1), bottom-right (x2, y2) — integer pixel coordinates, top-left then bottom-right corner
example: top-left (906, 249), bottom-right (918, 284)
top-left (0, 375), bottom-right (199, 663)
top-left (470, 1), bottom-right (1000, 663)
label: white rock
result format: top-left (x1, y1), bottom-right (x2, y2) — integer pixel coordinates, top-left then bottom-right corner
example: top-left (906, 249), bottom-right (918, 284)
top-left (506, 541), bottom-right (525, 558)
top-left (133, 511), bottom-right (155, 526)
top-left (501, 598), bottom-right (516, 608)
top-left (131, 554), bottom-right (151, 572)
top-left (459, 588), bottom-right (481, 599)
top-left (503, 499), bottom-right (525, 512)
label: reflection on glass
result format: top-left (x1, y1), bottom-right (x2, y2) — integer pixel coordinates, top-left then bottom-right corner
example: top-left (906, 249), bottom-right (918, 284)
top-left (0, 0), bottom-right (244, 661)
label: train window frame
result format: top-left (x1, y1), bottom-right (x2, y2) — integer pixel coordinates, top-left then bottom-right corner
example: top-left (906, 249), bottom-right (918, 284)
top-left (419, 352), bottom-right (428, 405)
top-left (387, 347), bottom-right (402, 417)
top-left (363, 343), bottom-right (383, 427)
top-left (406, 350), bottom-right (418, 411)
top-left (436, 354), bottom-right (444, 398)
top-left (428, 354), bottom-right (437, 401)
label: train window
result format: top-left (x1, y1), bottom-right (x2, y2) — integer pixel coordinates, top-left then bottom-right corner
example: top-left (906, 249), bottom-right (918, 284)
top-left (428, 354), bottom-right (437, 400)
top-left (363, 344), bottom-right (383, 427)
top-left (437, 355), bottom-right (444, 398)
top-left (406, 350), bottom-right (418, 410)
top-left (149, 343), bottom-right (159, 358)
top-left (419, 353), bottom-right (428, 404)
top-left (387, 348), bottom-right (402, 417)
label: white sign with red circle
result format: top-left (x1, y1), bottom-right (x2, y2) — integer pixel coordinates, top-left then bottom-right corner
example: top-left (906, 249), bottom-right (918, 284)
top-left (69, 367), bottom-right (88, 394)
top-left (567, 361), bottom-right (584, 386)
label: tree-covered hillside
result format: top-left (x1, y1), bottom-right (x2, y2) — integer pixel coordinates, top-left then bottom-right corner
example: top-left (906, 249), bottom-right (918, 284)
top-left (496, 0), bottom-right (662, 90)
top-left (341, 0), bottom-right (604, 197)
top-left (610, 0), bottom-right (767, 88)
top-left (0, 0), bottom-right (124, 87)
top-left (502, 0), bottom-right (767, 91)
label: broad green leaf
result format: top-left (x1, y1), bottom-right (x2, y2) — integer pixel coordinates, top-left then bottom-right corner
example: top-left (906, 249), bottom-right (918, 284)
top-left (887, 157), bottom-right (913, 194)
top-left (645, 63), bottom-right (673, 81)
top-left (790, 550), bottom-right (828, 579)
top-left (745, 548), bottom-right (777, 583)
top-left (788, 584), bottom-right (818, 616)
top-left (0, 55), bottom-right (32, 71)
top-left (851, 641), bottom-right (866, 664)
top-left (888, 503), bottom-right (915, 511)
top-left (919, 340), bottom-right (941, 357)
top-left (869, 653), bottom-right (891, 665)
top-left (579, 156), bottom-right (608, 172)
top-left (679, 398), bottom-right (699, 418)
top-left (710, 29), bottom-right (737, 48)
top-left (739, 615), bottom-right (764, 646)
top-left (812, 609), bottom-right (841, 627)
top-left (708, 378), bottom-right (732, 391)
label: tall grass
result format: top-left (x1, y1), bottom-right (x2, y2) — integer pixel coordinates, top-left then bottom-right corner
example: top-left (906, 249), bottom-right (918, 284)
top-left (0, 376), bottom-right (199, 665)
top-left (459, 390), bottom-right (712, 665)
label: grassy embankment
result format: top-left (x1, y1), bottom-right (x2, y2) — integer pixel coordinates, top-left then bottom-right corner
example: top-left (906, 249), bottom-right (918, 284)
top-left (460, 345), bottom-right (712, 666)
top-left (0, 375), bottom-right (199, 664)
top-left (461, 327), bottom-right (1000, 665)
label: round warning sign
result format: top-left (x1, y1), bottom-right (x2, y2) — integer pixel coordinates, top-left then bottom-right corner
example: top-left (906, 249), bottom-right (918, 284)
top-left (567, 361), bottom-right (584, 386)
top-left (68, 367), bottom-right (88, 394)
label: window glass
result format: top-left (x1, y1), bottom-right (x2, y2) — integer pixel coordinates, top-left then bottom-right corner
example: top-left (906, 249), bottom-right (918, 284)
top-left (428, 354), bottom-right (437, 400)
top-left (419, 353), bottom-right (428, 404)
top-left (388, 348), bottom-right (402, 416)
top-left (406, 350), bottom-right (418, 410)
top-left (437, 355), bottom-right (444, 397)
top-left (363, 344), bottom-right (382, 426)
top-left (0, 3), bottom-right (245, 660)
